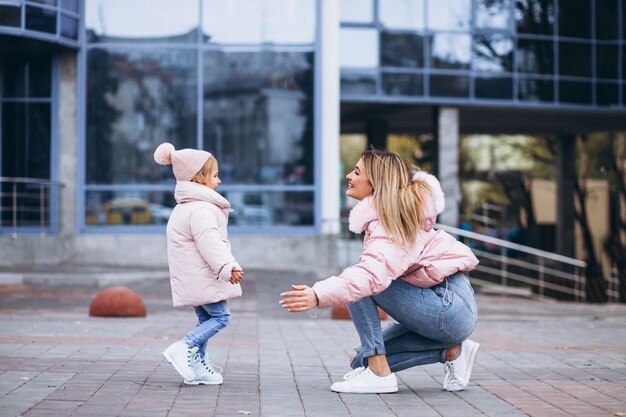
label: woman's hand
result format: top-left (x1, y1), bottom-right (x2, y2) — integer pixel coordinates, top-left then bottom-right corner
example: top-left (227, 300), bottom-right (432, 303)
top-left (279, 285), bottom-right (318, 312)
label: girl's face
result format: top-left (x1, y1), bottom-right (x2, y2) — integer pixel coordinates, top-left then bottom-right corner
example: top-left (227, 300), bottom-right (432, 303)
top-left (205, 163), bottom-right (221, 190)
top-left (345, 158), bottom-right (373, 201)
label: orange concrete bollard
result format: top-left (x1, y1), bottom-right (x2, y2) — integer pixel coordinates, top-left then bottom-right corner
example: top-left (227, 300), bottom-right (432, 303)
top-left (331, 304), bottom-right (388, 320)
top-left (89, 286), bottom-right (147, 317)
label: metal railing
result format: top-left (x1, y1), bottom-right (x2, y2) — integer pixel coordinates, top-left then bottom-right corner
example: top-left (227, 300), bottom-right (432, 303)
top-left (338, 221), bottom-right (587, 302)
top-left (0, 176), bottom-right (63, 238)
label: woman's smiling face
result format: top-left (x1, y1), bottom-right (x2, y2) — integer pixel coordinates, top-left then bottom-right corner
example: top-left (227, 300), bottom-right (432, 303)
top-left (345, 158), bottom-right (374, 201)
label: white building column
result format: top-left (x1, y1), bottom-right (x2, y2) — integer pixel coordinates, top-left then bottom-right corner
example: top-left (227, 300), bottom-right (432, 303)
top-left (319, 0), bottom-right (340, 234)
top-left (437, 107), bottom-right (460, 226)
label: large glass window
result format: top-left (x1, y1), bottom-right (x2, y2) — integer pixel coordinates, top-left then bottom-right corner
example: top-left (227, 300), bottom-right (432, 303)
top-left (382, 72), bottom-right (424, 96)
top-left (0, 4), bottom-right (21, 28)
top-left (475, 76), bottom-right (513, 99)
top-left (0, 50), bottom-right (55, 231)
top-left (85, 49), bottom-right (198, 184)
top-left (203, 50), bottom-right (314, 185)
top-left (202, 0), bottom-right (315, 44)
top-left (559, 81), bottom-right (592, 104)
top-left (83, 0), bottom-right (317, 230)
top-left (596, 82), bottom-right (619, 106)
top-left (430, 74), bottom-right (469, 97)
top-left (85, 0), bottom-right (199, 43)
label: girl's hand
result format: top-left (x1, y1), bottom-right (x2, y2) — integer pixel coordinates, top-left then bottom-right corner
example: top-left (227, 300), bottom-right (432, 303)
top-left (230, 269), bottom-right (244, 284)
top-left (279, 285), bottom-right (318, 312)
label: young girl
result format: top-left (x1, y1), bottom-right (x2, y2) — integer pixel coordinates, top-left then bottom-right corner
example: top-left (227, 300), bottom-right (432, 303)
top-left (154, 142), bottom-right (244, 385)
top-left (281, 149), bottom-right (480, 394)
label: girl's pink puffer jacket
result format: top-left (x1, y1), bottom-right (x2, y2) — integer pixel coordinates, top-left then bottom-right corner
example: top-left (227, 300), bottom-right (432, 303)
top-left (166, 181), bottom-right (242, 307)
top-left (312, 173), bottom-right (479, 308)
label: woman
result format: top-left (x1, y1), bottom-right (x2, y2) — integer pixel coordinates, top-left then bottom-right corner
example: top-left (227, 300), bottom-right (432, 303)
top-left (280, 149), bottom-right (480, 394)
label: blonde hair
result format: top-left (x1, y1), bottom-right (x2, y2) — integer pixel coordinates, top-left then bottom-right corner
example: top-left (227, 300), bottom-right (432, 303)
top-left (361, 149), bottom-right (431, 249)
top-left (191, 155), bottom-right (217, 185)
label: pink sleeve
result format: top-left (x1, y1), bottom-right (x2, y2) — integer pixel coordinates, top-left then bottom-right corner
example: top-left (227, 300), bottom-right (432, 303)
top-left (312, 238), bottom-right (410, 308)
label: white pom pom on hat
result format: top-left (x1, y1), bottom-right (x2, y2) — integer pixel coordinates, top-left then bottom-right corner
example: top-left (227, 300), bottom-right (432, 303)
top-left (153, 142), bottom-right (213, 182)
top-left (154, 142), bottom-right (175, 165)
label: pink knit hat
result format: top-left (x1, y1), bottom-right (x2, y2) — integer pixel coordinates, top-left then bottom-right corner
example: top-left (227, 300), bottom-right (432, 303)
top-left (153, 142), bottom-right (212, 182)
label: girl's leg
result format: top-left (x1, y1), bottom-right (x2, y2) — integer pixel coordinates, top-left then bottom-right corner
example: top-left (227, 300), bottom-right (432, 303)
top-left (346, 296), bottom-right (389, 375)
top-left (184, 300), bottom-right (231, 355)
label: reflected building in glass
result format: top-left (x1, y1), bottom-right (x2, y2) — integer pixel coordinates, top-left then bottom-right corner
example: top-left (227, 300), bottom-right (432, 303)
top-left (0, 0), bottom-right (625, 271)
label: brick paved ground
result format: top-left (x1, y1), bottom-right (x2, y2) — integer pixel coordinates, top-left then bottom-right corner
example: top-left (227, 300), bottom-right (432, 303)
top-left (0, 269), bottom-right (625, 417)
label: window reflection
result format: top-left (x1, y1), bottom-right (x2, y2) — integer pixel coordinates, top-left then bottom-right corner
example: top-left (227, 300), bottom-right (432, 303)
top-left (430, 75), bottom-right (469, 97)
top-left (203, 0), bottom-right (315, 44)
top-left (379, 0), bottom-right (424, 30)
top-left (341, 28), bottom-right (379, 68)
top-left (85, 49), bottom-right (198, 184)
top-left (382, 73), bottom-right (423, 96)
top-left (223, 191), bottom-right (314, 226)
top-left (475, 0), bottom-right (511, 30)
top-left (85, 191), bottom-right (176, 226)
top-left (558, 0), bottom-right (590, 38)
top-left (341, 0), bottom-right (373, 23)
top-left (558, 41), bottom-right (591, 78)
top-left (429, 34), bottom-right (471, 70)
top-left (517, 77), bottom-right (553, 102)
top-left (203, 51), bottom-right (314, 185)
top-left (515, 38), bottom-right (553, 74)
top-left (427, 0), bottom-right (471, 31)
top-left (514, 0), bottom-right (554, 35)
top-left (475, 76), bottom-right (512, 99)
top-left (85, 0), bottom-right (199, 43)
top-left (559, 81), bottom-right (591, 104)
top-left (341, 73), bottom-right (377, 95)
top-left (381, 32), bottom-right (424, 68)
top-left (473, 34), bottom-right (513, 73)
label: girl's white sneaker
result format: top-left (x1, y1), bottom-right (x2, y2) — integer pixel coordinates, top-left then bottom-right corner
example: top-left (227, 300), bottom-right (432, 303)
top-left (331, 368), bottom-right (398, 394)
top-left (443, 339), bottom-right (480, 391)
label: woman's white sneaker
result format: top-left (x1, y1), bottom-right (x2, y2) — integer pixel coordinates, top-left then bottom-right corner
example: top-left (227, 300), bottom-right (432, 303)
top-left (343, 366), bottom-right (365, 380)
top-left (331, 368), bottom-right (398, 394)
top-left (443, 339), bottom-right (480, 391)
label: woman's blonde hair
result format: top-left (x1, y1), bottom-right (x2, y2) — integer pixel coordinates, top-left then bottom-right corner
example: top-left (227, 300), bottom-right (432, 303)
top-left (361, 149), bottom-right (431, 249)
top-left (191, 155), bottom-right (217, 185)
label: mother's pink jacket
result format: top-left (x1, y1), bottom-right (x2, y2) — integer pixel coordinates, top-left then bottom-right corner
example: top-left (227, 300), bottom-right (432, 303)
top-left (312, 173), bottom-right (479, 308)
top-left (166, 181), bottom-right (242, 307)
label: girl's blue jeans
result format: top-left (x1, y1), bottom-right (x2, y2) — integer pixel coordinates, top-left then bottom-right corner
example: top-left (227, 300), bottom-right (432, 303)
top-left (183, 300), bottom-right (231, 357)
top-left (348, 272), bottom-right (478, 372)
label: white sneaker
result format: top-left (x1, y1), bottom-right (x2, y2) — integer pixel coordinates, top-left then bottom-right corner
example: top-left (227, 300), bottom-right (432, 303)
top-left (343, 366), bottom-right (365, 380)
top-left (331, 368), bottom-right (398, 394)
top-left (162, 341), bottom-right (197, 381)
top-left (443, 339), bottom-right (480, 391)
top-left (184, 353), bottom-right (223, 385)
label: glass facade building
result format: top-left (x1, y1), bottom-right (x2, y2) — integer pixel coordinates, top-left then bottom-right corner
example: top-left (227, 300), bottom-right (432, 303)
top-left (0, 0), bottom-right (625, 269)
top-left (340, 0), bottom-right (624, 107)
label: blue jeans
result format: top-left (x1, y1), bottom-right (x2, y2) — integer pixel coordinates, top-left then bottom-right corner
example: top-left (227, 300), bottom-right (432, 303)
top-left (183, 300), bottom-right (231, 357)
top-left (348, 273), bottom-right (477, 372)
